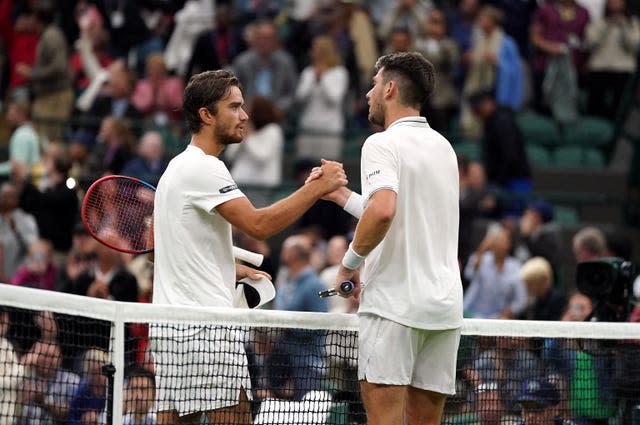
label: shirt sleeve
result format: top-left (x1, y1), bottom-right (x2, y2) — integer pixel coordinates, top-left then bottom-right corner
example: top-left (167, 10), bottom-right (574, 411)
top-left (184, 156), bottom-right (245, 213)
top-left (361, 135), bottom-right (399, 198)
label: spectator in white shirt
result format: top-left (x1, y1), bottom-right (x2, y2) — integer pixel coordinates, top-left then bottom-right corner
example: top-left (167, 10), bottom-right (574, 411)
top-left (225, 96), bottom-right (284, 208)
top-left (294, 35), bottom-right (349, 161)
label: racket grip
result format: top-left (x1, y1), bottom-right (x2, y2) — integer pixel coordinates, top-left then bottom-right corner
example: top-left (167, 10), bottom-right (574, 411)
top-left (318, 280), bottom-right (355, 298)
top-left (232, 246), bottom-right (264, 267)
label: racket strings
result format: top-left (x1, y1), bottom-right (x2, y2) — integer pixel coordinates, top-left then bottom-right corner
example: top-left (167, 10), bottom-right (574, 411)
top-left (83, 179), bottom-right (155, 253)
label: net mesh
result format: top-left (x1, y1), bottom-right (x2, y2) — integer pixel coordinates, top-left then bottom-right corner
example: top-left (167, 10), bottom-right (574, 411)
top-left (82, 177), bottom-right (155, 253)
top-left (3, 284), bottom-right (640, 425)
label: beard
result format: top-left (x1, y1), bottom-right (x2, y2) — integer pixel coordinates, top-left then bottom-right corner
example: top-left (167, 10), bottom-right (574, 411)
top-left (367, 98), bottom-right (384, 127)
top-left (215, 122), bottom-right (244, 145)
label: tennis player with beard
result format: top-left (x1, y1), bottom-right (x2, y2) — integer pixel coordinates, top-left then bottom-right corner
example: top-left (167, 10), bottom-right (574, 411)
top-left (151, 70), bottom-right (347, 425)
top-left (312, 52), bottom-right (464, 425)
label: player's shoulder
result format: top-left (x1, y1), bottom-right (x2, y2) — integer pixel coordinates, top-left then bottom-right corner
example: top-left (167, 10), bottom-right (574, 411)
top-left (363, 131), bottom-right (385, 146)
top-left (176, 146), bottom-right (226, 168)
top-left (362, 132), bottom-right (394, 158)
top-left (164, 148), bottom-right (227, 183)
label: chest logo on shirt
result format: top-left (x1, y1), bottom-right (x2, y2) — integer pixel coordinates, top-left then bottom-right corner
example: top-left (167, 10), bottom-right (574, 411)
top-left (367, 170), bottom-right (381, 180)
top-left (219, 184), bottom-right (238, 194)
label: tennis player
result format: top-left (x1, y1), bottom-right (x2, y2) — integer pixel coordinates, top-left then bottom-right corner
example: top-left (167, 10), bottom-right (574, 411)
top-left (152, 69), bottom-right (347, 425)
top-left (313, 52), bottom-right (464, 425)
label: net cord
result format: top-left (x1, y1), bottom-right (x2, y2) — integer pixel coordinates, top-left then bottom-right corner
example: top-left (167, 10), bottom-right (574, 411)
top-left (1, 283), bottom-right (359, 330)
top-left (3, 284), bottom-right (640, 339)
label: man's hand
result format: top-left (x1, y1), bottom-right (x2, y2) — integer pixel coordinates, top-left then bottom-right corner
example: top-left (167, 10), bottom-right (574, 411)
top-left (305, 159), bottom-right (351, 205)
top-left (333, 265), bottom-right (362, 299)
top-left (311, 159), bottom-right (347, 196)
top-left (235, 263), bottom-right (271, 282)
top-left (87, 279), bottom-right (110, 299)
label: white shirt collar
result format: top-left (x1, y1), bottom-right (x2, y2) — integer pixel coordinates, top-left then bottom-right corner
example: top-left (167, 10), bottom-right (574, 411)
top-left (186, 143), bottom-right (202, 154)
top-left (387, 116), bottom-right (428, 129)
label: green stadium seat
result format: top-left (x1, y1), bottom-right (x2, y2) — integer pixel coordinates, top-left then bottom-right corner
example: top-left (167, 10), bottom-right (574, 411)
top-left (516, 110), bottom-right (562, 147)
top-left (526, 144), bottom-right (552, 167)
top-left (342, 141), bottom-right (362, 159)
top-left (454, 140), bottom-right (481, 161)
top-left (554, 205), bottom-right (581, 225)
top-left (584, 147), bottom-right (606, 167)
top-left (552, 145), bottom-right (606, 168)
top-left (147, 125), bottom-right (186, 157)
top-left (562, 116), bottom-right (614, 148)
top-left (342, 131), bottom-right (367, 159)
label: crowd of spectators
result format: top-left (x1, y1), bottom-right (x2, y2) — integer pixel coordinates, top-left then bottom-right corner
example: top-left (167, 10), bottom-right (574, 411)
top-left (1, 0), bottom-right (640, 424)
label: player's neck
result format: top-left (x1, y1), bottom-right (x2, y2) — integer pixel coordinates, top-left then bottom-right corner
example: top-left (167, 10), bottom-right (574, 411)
top-left (191, 132), bottom-right (224, 157)
top-left (384, 105), bottom-right (421, 129)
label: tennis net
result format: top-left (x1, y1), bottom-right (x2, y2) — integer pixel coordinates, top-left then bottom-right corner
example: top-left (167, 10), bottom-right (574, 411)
top-left (2, 283), bottom-right (640, 425)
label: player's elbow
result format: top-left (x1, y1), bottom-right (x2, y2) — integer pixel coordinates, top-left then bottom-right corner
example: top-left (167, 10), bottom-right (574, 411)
top-left (241, 219), bottom-right (276, 241)
top-left (368, 190), bottom-right (396, 224)
top-left (372, 203), bottom-right (396, 224)
top-left (240, 225), bottom-right (269, 241)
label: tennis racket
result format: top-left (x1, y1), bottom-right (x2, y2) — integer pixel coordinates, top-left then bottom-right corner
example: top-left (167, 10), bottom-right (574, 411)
top-left (318, 280), bottom-right (356, 298)
top-left (80, 175), bottom-right (264, 267)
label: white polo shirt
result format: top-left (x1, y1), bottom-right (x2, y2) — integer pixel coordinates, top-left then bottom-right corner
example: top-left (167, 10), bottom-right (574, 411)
top-left (358, 116), bottom-right (463, 330)
top-left (153, 144), bottom-right (244, 308)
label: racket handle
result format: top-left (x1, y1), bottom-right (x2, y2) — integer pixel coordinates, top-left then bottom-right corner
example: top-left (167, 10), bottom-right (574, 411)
top-left (318, 280), bottom-right (355, 298)
top-left (233, 246), bottom-right (264, 267)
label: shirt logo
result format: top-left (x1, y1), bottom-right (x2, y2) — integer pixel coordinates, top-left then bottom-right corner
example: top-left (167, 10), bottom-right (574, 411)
top-left (367, 170), bottom-right (381, 180)
top-left (219, 184), bottom-right (238, 194)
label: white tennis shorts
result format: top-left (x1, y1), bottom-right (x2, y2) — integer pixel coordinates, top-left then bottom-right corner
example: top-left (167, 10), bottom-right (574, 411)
top-left (151, 324), bottom-right (252, 416)
top-left (358, 314), bottom-right (461, 395)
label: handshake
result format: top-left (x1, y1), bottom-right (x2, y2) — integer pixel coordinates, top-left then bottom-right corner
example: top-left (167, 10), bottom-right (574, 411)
top-left (304, 159), bottom-right (350, 201)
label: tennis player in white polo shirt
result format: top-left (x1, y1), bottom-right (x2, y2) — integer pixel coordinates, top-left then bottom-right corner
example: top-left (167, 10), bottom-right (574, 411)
top-left (152, 70), bottom-right (347, 425)
top-left (314, 52), bottom-right (463, 425)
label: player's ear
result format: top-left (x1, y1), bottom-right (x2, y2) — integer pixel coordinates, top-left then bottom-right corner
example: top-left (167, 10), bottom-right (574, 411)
top-left (198, 107), bottom-right (215, 125)
top-left (384, 80), bottom-right (395, 100)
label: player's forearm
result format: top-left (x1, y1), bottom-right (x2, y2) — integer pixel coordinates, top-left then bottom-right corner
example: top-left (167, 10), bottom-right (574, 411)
top-left (247, 182), bottom-right (327, 239)
top-left (351, 212), bottom-right (392, 256)
top-left (350, 194), bottom-right (395, 256)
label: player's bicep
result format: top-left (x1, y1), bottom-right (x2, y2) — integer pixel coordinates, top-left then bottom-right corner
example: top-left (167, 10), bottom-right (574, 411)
top-left (215, 196), bottom-right (260, 234)
top-left (365, 189), bottom-right (397, 223)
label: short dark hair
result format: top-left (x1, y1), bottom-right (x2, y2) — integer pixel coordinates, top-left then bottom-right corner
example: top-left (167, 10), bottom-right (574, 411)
top-left (32, 0), bottom-right (55, 24)
top-left (125, 367), bottom-right (156, 387)
top-left (183, 70), bottom-right (242, 134)
top-left (249, 96), bottom-right (281, 130)
top-left (47, 142), bottom-right (72, 177)
top-left (374, 52), bottom-right (435, 109)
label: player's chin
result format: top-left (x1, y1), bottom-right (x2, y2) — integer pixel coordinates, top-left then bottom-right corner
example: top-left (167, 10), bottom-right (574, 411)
top-left (229, 132), bottom-right (245, 144)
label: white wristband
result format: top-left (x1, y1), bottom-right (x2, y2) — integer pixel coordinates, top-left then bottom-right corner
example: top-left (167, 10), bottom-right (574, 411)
top-left (343, 192), bottom-right (364, 219)
top-left (342, 244), bottom-right (365, 270)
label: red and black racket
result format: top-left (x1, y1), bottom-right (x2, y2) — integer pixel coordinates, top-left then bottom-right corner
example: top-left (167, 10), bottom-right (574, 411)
top-left (81, 175), bottom-right (263, 266)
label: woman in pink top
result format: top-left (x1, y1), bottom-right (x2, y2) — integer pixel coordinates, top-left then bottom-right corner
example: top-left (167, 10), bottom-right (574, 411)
top-left (11, 239), bottom-right (57, 291)
top-left (131, 53), bottom-right (185, 125)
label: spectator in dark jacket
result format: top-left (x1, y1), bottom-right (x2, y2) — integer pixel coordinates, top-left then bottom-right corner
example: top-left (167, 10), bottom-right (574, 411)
top-left (470, 89), bottom-right (532, 216)
top-left (187, 4), bottom-right (245, 77)
top-left (14, 142), bottom-right (78, 261)
top-left (120, 130), bottom-right (168, 186)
